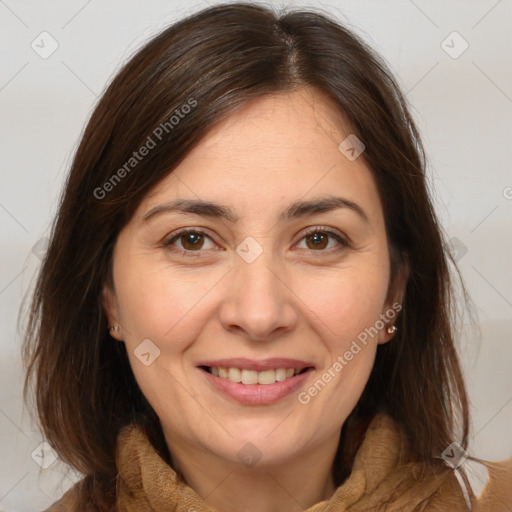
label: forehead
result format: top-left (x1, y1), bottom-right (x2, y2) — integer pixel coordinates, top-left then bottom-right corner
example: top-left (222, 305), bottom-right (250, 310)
top-left (190, 88), bottom-right (349, 161)
top-left (139, 88), bottom-right (382, 222)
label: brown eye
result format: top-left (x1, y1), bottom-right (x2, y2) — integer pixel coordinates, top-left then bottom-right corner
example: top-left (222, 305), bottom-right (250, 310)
top-left (164, 229), bottom-right (216, 254)
top-left (297, 228), bottom-right (349, 252)
top-left (305, 232), bottom-right (329, 250)
top-left (180, 232), bottom-right (205, 250)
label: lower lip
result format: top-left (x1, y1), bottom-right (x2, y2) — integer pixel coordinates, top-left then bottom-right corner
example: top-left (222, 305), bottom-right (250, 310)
top-left (199, 368), bottom-right (314, 405)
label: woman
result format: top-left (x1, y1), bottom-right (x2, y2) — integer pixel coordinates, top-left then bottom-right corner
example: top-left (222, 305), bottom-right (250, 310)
top-left (22, 3), bottom-right (512, 511)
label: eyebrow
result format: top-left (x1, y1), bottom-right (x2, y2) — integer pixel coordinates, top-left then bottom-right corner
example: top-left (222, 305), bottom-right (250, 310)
top-left (142, 195), bottom-right (369, 224)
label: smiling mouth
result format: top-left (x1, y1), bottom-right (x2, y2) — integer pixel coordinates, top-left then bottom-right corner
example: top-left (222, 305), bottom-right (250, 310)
top-left (199, 365), bottom-right (312, 385)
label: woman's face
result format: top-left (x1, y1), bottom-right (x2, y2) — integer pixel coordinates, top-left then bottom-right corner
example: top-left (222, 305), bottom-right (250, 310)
top-left (104, 88), bottom-right (401, 468)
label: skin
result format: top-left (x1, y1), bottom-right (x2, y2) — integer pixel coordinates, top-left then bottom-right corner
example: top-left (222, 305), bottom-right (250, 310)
top-left (104, 87), bottom-right (404, 512)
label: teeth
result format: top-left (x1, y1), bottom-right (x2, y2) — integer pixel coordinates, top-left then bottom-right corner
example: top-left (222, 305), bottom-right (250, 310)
top-left (241, 369), bottom-right (258, 384)
top-left (208, 366), bottom-right (306, 385)
top-left (228, 367), bottom-right (241, 382)
top-left (257, 369), bottom-right (275, 385)
top-left (275, 368), bottom-right (287, 381)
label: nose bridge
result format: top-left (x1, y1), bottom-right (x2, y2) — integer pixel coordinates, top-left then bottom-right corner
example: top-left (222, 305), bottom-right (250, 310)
top-left (238, 248), bottom-right (280, 298)
top-left (220, 239), bottom-right (296, 340)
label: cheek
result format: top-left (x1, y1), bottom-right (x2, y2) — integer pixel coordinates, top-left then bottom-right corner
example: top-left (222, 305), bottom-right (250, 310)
top-left (296, 260), bottom-right (390, 351)
top-left (114, 260), bottom-right (214, 422)
top-left (295, 270), bottom-right (385, 431)
top-left (115, 259), bottom-right (221, 344)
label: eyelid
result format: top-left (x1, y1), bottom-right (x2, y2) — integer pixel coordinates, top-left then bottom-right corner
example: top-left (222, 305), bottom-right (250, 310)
top-left (163, 225), bottom-right (350, 255)
top-left (163, 227), bottom-right (219, 253)
top-left (295, 225), bottom-right (350, 251)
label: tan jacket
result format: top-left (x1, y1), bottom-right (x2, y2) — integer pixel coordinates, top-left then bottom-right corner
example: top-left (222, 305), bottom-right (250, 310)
top-left (47, 413), bottom-right (512, 511)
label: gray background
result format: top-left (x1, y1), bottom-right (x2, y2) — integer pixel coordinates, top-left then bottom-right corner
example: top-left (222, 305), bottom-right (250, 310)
top-left (1, 0), bottom-right (511, 510)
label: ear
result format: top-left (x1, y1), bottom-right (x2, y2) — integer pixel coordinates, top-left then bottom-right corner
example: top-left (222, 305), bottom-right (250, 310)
top-left (102, 283), bottom-right (123, 341)
top-left (377, 252), bottom-right (408, 345)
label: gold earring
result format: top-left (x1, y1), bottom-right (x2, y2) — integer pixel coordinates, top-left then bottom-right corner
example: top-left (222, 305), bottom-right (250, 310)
top-left (387, 325), bottom-right (397, 335)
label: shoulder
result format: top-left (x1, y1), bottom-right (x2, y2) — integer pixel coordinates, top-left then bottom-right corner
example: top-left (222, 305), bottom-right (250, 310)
top-left (430, 456), bottom-right (512, 511)
top-left (44, 479), bottom-right (108, 512)
top-left (44, 484), bottom-right (80, 512)
top-left (469, 457), bottom-right (512, 510)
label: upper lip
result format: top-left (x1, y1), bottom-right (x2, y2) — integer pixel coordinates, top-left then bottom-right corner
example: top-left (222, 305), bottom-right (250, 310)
top-left (197, 358), bottom-right (315, 372)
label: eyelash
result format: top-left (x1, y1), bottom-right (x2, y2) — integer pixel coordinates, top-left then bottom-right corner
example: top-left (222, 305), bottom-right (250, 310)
top-left (162, 226), bottom-right (349, 257)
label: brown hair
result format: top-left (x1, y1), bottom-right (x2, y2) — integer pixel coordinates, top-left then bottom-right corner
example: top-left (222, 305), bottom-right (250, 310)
top-left (22, 2), bottom-right (471, 509)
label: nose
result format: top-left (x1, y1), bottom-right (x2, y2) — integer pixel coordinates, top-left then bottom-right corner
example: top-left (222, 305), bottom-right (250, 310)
top-left (218, 251), bottom-right (298, 343)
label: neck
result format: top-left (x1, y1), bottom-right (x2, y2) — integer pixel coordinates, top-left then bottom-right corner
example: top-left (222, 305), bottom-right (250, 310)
top-left (164, 433), bottom-right (340, 512)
